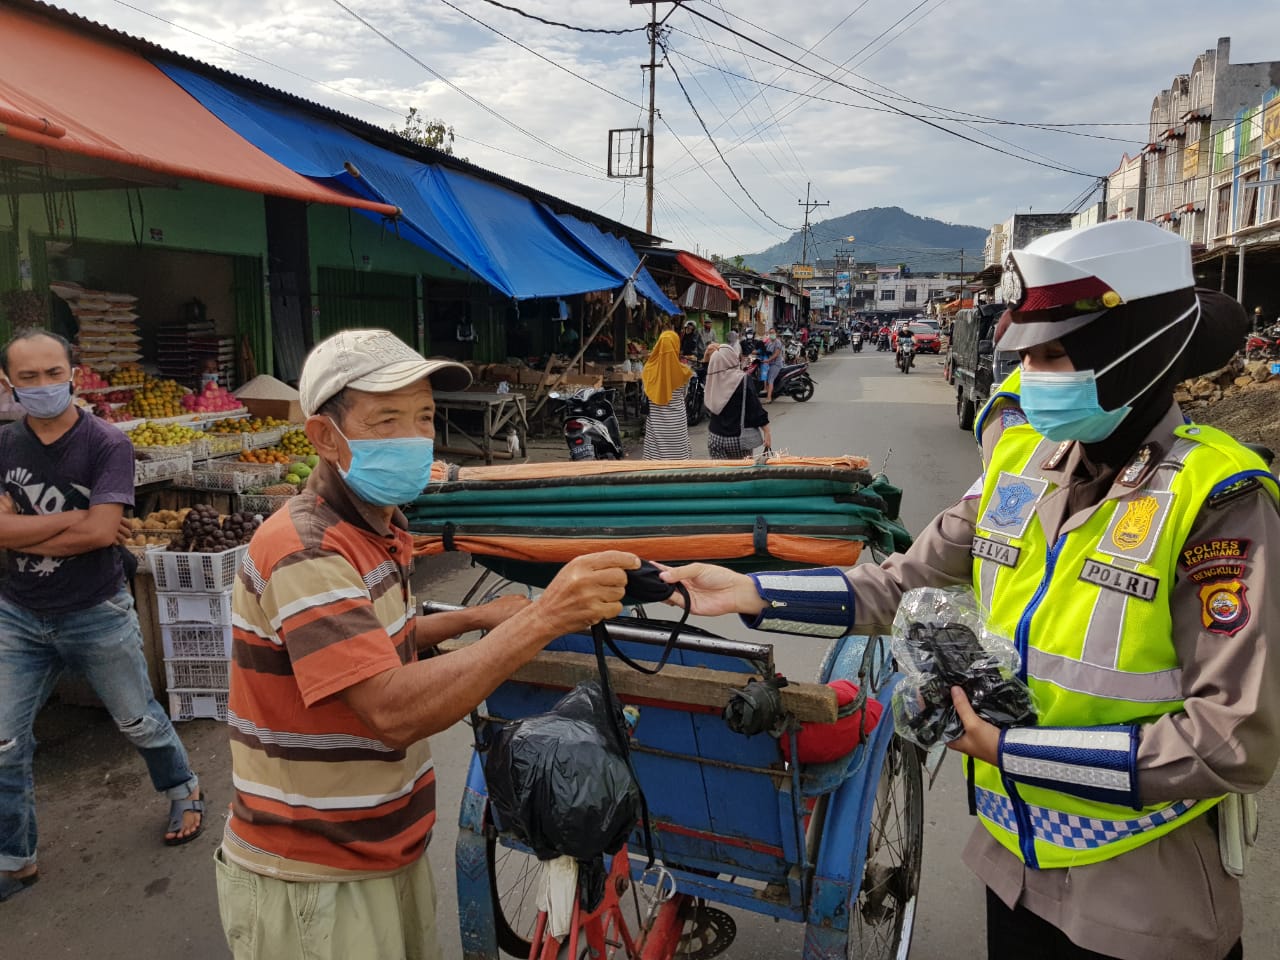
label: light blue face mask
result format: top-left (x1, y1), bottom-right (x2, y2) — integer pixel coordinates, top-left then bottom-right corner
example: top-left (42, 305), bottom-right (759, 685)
top-left (1020, 300), bottom-right (1200, 443)
top-left (14, 381), bottom-right (74, 420)
top-left (329, 419), bottom-right (434, 507)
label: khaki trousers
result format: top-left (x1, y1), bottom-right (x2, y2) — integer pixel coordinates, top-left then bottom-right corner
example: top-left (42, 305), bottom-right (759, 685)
top-left (214, 848), bottom-right (441, 960)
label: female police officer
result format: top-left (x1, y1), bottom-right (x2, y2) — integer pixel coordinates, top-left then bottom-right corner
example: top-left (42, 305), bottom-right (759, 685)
top-left (662, 220), bottom-right (1280, 960)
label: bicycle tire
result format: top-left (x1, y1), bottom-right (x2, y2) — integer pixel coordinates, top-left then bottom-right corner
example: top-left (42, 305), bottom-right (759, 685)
top-left (847, 739), bottom-right (924, 960)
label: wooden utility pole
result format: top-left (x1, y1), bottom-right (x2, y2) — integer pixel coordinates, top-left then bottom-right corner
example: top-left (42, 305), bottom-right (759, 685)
top-left (797, 182), bottom-right (829, 264)
top-left (644, 1), bottom-right (657, 234)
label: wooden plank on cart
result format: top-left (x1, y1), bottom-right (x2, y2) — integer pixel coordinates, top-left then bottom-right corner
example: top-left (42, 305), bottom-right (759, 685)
top-left (438, 639), bottom-right (838, 722)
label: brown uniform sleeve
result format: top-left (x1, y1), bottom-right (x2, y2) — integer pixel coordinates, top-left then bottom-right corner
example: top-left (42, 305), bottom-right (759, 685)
top-left (1136, 485), bottom-right (1280, 804)
top-left (841, 399), bottom-right (1021, 631)
top-left (845, 494), bottom-right (979, 632)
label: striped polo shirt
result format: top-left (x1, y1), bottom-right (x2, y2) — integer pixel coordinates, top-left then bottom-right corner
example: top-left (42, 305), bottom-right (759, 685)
top-left (222, 459), bottom-right (433, 881)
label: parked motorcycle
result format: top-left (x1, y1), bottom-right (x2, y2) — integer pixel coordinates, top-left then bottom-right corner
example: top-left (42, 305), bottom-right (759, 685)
top-left (851, 331), bottom-right (863, 353)
top-left (685, 362), bottom-right (707, 427)
top-left (550, 387), bottom-right (623, 460)
top-left (805, 340), bottom-right (821, 363)
top-left (897, 338), bottom-right (915, 375)
top-left (783, 337), bottom-right (802, 364)
top-left (745, 355), bottom-right (816, 402)
top-left (1245, 324), bottom-right (1280, 360)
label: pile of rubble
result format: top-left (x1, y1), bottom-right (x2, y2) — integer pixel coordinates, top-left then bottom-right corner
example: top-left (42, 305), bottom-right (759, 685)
top-left (1173, 358), bottom-right (1278, 405)
top-left (1176, 356), bottom-right (1280, 455)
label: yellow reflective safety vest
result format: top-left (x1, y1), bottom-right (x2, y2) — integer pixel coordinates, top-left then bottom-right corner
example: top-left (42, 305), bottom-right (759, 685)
top-left (968, 371), bottom-right (1279, 869)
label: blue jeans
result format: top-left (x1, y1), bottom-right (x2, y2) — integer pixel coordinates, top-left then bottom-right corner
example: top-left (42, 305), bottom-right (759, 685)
top-left (0, 588), bottom-right (197, 871)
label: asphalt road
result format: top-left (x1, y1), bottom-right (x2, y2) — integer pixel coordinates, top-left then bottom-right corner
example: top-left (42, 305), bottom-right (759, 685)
top-left (8, 347), bottom-right (1279, 959)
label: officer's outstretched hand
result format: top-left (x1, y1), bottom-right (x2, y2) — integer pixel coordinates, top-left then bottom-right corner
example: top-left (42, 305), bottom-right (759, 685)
top-left (946, 687), bottom-right (1000, 765)
top-left (657, 562), bottom-right (767, 618)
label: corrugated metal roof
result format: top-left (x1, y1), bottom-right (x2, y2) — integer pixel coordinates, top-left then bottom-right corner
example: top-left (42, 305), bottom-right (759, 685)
top-left (7, 0), bottom-right (664, 246)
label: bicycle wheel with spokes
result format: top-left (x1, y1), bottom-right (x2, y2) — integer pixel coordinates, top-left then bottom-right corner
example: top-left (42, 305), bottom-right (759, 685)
top-left (848, 739), bottom-right (924, 960)
top-left (487, 829), bottom-right (542, 957)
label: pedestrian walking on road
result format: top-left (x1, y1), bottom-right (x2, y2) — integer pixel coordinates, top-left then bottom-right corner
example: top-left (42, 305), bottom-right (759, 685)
top-left (0, 330), bottom-right (204, 905)
top-left (704, 343), bottom-right (771, 459)
top-left (641, 330), bottom-right (693, 460)
top-left (216, 329), bottom-right (637, 960)
top-left (762, 328), bottom-right (784, 403)
top-left (660, 221), bottom-right (1280, 960)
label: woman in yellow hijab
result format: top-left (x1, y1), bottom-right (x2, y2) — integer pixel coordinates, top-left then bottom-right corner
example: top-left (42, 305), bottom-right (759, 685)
top-left (641, 330), bottom-right (693, 459)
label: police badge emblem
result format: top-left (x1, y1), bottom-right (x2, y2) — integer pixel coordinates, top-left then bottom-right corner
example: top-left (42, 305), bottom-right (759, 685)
top-left (1098, 490), bottom-right (1174, 563)
top-left (1198, 579), bottom-right (1250, 635)
top-left (980, 472), bottom-right (1047, 538)
top-left (1111, 496), bottom-right (1159, 551)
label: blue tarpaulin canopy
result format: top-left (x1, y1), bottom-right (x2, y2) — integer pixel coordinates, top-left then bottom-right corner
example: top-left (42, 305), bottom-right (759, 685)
top-left (157, 62), bottom-right (672, 306)
top-left (550, 210), bottom-right (680, 315)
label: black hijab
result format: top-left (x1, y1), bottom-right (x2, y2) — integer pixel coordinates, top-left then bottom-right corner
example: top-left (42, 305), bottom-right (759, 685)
top-left (1053, 288), bottom-right (1246, 466)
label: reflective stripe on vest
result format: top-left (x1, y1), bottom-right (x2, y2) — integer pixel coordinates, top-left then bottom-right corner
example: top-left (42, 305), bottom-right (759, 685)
top-left (968, 382), bottom-right (1278, 869)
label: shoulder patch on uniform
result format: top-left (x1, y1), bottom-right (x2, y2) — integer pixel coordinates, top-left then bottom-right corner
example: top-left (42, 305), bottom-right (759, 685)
top-left (1208, 476), bottom-right (1262, 508)
top-left (1001, 409), bottom-right (1028, 428)
top-left (1180, 539), bottom-right (1250, 570)
top-left (1198, 579), bottom-right (1250, 636)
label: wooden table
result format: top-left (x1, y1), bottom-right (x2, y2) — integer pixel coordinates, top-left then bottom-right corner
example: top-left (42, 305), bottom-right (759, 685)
top-left (433, 391), bottom-right (529, 464)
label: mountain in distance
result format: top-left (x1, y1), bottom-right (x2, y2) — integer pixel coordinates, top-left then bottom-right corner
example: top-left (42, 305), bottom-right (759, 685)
top-left (739, 206), bottom-right (989, 274)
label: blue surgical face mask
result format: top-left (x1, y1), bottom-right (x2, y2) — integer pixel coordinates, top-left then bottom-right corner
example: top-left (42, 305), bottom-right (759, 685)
top-left (15, 381), bottom-right (74, 420)
top-left (328, 419), bottom-right (434, 507)
top-left (1020, 300), bottom-right (1200, 443)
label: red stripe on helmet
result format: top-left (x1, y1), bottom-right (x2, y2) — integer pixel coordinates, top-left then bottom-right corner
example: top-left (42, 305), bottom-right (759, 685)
top-left (1014, 276), bottom-right (1113, 319)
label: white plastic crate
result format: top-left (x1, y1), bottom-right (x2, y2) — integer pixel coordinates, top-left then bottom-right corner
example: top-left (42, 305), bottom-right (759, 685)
top-left (134, 450), bottom-right (194, 485)
top-left (236, 493), bottom-right (294, 516)
top-left (242, 426), bottom-right (285, 450)
top-left (147, 544), bottom-right (247, 593)
top-left (175, 465), bottom-right (281, 494)
top-left (167, 688), bottom-right (229, 722)
top-left (157, 590), bottom-right (234, 625)
top-left (200, 433), bottom-right (247, 459)
top-left (164, 658), bottom-right (230, 690)
top-left (161, 624), bottom-right (234, 659)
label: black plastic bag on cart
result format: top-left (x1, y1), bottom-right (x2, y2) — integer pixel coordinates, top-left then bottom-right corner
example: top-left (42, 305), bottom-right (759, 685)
top-left (485, 681), bottom-right (642, 862)
top-left (890, 588), bottom-right (1037, 749)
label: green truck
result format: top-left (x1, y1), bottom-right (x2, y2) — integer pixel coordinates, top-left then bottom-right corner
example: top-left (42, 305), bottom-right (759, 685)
top-left (946, 303), bottom-right (1021, 431)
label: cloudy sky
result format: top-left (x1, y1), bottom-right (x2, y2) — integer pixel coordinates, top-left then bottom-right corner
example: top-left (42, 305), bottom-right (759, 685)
top-left (55, 0), bottom-right (1280, 258)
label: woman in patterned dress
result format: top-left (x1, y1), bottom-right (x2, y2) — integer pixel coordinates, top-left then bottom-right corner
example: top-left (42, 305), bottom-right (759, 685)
top-left (641, 330), bottom-right (693, 460)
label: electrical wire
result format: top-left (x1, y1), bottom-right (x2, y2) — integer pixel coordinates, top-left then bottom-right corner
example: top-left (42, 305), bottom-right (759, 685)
top-left (691, 0), bottom-right (1149, 133)
top-left (433, 0), bottom-right (643, 109)
top-left (666, 46), bottom-right (1143, 145)
top-left (330, 0), bottom-right (606, 174)
top-left (657, 112), bottom-right (790, 240)
top-left (677, 19), bottom-right (806, 199)
top-left (468, 0), bottom-right (644, 34)
top-left (665, 56), bottom-right (798, 232)
top-left (111, 0), bottom-right (402, 117)
top-left (699, 0), bottom-right (812, 192)
top-left (678, 4), bottom-right (1101, 179)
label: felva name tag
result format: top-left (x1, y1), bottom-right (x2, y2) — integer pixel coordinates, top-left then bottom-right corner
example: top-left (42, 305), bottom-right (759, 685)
top-left (1079, 558), bottom-right (1159, 601)
top-left (972, 535), bottom-right (1021, 568)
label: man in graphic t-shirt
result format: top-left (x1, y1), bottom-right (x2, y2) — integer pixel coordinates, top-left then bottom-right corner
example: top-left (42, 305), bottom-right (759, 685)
top-left (0, 330), bottom-right (203, 905)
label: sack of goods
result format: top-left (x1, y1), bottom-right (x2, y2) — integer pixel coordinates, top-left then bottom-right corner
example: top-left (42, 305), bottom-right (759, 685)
top-left (485, 681), bottom-right (641, 862)
top-left (890, 587), bottom-right (1036, 749)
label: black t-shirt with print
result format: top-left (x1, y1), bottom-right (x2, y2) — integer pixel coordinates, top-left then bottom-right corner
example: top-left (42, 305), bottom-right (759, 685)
top-left (0, 410), bottom-right (135, 613)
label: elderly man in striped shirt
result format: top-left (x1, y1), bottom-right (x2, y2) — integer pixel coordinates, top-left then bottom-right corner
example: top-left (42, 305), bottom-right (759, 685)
top-left (216, 329), bottom-right (637, 960)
